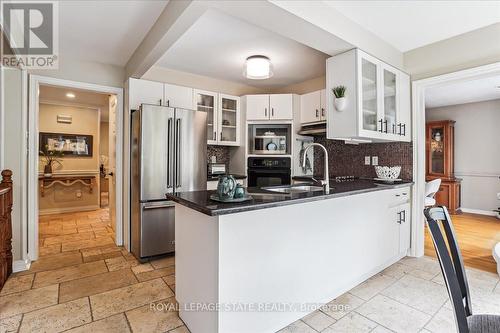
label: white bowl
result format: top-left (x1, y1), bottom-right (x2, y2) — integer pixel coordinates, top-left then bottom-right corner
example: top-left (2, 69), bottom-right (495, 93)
top-left (374, 166), bottom-right (401, 180)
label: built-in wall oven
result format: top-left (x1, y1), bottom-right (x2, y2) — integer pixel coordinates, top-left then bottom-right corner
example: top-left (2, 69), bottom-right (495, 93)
top-left (247, 157), bottom-right (291, 187)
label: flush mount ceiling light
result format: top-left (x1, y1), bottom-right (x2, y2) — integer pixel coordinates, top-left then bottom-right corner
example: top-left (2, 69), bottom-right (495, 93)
top-left (244, 55), bottom-right (273, 80)
top-left (66, 92), bottom-right (75, 98)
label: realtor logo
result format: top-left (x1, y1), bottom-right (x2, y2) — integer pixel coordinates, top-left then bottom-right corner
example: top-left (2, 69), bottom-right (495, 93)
top-left (1, 1), bottom-right (58, 68)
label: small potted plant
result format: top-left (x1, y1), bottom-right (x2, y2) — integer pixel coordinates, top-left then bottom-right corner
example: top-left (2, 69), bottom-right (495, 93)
top-left (333, 85), bottom-right (347, 111)
top-left (40, 146), bottom-right (63, 177)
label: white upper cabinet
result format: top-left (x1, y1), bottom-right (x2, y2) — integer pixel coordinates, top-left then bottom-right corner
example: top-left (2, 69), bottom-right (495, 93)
top-left (195, 89), bottom-right (219, 145)
top-left (300, 90), bottom-right (321, 123)
top-left (320, 89), bottom-right (326, 118)
top-left (269, 94), bottom-right (293, 120)
top-left (246, 95), bottom-right (270, 120)
top-left (129, 78), bottom-right (163, 110)
top-left (195, 90), bottom-right (240, 146)
top-left (246, 94), bottom-right (293, 121)
top-left (129, 78), bottom-right (194, 110)
top-left (300, 89), bottom-right (327, 124)
top-left (327, 49), bottom-right (411, 142)
top-left (164, 83), bottom-right (193, 110)
top-left (218, 94), bottom-right (240, 146)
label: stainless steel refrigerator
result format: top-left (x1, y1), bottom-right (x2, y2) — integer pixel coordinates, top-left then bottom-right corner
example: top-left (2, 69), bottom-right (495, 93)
top-left (131, 104), bottom-right (207, 260)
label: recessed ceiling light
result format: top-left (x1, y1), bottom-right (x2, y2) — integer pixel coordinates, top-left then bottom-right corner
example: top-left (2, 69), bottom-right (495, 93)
top-left (244, 55), bottom-right (273, 80)
top-left (66, 92), bottom-right (75, 98)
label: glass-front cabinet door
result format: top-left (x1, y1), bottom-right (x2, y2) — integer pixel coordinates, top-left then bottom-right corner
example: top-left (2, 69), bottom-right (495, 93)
top-left (382, 66), bottom-right (398, 135)
top-left (429, 125), bottom-right (445, 175)
top-left (218, 94), bottom-right (240, 146)
top-left (195, 90), bottom-right (218, 144)
top-left (359, 55), bottom-right (379, 134)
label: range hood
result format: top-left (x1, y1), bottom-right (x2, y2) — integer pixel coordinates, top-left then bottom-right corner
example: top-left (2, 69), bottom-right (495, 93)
top-left (298, 121), bottom-right (326, 135)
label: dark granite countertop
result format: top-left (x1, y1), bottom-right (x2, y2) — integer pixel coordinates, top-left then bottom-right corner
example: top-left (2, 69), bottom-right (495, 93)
top-left (207, 174), bottom-right (247, 181)
top-left (167, 179), bottom-right (413, 216)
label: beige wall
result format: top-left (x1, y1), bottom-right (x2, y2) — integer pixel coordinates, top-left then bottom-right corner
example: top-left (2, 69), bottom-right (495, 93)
top-left (38, 103), bottom-right (100, 214)
top-left (100, 122), bottom-right (109, 160)
top-left (404, 23), bottom-right (500, 80)
top-left (29, 58), bottom-right (125, 88)
top-left (142, 66), bottom-right (269, 96)
top-left (271, 76), bottom-right (326, 95)
top-left (426, 99), bottom-right (500, 212)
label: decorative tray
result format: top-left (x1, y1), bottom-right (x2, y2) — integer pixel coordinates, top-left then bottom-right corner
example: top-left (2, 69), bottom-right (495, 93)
top-left (209, 194), bottom-right (253, 203)
top-left (374, 178), bottom-right (402, 183)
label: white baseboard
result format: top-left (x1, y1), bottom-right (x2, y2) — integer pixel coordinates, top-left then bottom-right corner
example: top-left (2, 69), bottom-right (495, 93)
top-left (39, 205), bottom-right (100, 216)
top-left (12, 259), bottom-right (31, 273)
top-left (460, 208), bottom-right (498, 217)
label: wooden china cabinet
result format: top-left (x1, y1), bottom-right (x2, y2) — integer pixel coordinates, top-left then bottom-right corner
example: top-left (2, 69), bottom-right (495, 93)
top-left (426, 120), bottom-right (461, 214)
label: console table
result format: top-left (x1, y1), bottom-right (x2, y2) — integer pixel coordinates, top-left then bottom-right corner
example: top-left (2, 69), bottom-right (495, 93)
top-left (39, 175), bottom-right (95, 197)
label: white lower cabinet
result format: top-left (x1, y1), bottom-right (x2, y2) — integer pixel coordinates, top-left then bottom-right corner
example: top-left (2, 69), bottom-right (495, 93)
top-left (388, 187), bottom-right (412, 255)
top-left (398, 202), bottom-right (411, 255)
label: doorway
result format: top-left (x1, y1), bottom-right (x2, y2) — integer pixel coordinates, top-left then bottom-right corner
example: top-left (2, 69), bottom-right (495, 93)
top-left (411, 62), bottom-right (500, 265)
top-left (28, 76), bottom-right (123, 262)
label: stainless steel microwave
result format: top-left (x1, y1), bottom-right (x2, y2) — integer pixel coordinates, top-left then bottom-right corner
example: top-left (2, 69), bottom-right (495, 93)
top-left (253, 135), bottom-right (287, 154)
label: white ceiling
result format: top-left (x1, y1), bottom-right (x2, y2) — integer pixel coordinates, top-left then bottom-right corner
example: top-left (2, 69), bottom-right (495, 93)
top-left (59, 0), bottom-right (168, 66)
top-left (156, 9), bottom-right (329, 88)
top-left (426, 75), bottom-right (500, 108)
top-left (39, 85), bottom-right (111, 120)
top-left (325, 1), bottom-right (500, 52)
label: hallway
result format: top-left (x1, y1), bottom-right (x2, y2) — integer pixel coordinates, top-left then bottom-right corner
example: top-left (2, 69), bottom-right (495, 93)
top-left (0, 210), bottom-right (185, 332)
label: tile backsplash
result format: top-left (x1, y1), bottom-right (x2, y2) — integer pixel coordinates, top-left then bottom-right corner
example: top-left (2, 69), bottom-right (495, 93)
top-left (313, 136), bottom-right (413, 180)
top-left (207, 145), bottom-right (231, 165)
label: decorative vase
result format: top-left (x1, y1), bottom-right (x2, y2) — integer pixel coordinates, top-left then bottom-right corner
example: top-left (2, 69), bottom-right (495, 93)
top-left (44, 164), bottom-right (52, 178)
top-left (335, 97), bottom-right (347, 111)
top-left (217, 175), bottom-right (236, 200)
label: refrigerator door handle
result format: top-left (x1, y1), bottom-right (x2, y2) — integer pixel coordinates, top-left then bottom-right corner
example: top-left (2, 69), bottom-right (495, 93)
top-left (143, 202), bottom-right (175, 210)
top-left (175, 118), bottom-right (182, 188)
top-left (167, 117), bottom-right (174, 188)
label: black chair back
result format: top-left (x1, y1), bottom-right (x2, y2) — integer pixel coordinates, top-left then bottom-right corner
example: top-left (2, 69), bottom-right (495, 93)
top-left (424, 206), bottom-right (472, 333)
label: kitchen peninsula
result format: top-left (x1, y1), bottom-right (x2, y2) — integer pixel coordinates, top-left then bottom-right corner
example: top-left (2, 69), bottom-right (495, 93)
top-left (167, 179), bottom-right (412, 333)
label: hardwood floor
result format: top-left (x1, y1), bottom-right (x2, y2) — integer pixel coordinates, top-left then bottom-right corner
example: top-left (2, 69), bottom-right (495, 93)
top-left (425, 212), bottom-right (500, 273)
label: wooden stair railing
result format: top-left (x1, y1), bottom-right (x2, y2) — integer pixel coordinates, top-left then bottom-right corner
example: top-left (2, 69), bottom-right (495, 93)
top-left (0, 170), bottom-right (13, 289)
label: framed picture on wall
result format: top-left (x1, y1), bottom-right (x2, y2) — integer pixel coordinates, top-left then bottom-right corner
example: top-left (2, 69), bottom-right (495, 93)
top-left (39, 132), bottom-right (93, 157)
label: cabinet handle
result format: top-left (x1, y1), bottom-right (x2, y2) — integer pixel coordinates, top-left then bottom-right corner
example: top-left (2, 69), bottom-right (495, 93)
top-left (220, 132), bottom-right (222, 141)
top-left (321, 108), bottom-right (325, 117)
top-left (213, 131), bottom-right (216, 141)
top-left (159, 99), bottom-right (162, 106)
top-left (271, 108), bottom-right (274, 117)
top-left (316, 109), bottom-right (319, 118)
top-left (397, 211), bottom-right (402, 224)
top-left (402, 124), bottom-right (406, 136)
top-left (167, 100), bottom-right (170, 107)
top-left (383, 120), bottom-right (388, 133)
top-left (378, 119), bottom-right (383, 132)
top-left (397, 123), bottom-right (402, 135)
top-left (392, 124), bottom-right (396, 134)
top-left (265, 108), bottom-right (267, 117)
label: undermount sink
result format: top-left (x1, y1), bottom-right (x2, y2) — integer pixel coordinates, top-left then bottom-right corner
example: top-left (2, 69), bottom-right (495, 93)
top-left (263, 184), bottom-right (325, 194)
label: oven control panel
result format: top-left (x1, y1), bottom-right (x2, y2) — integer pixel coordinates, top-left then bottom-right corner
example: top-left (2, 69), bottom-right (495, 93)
top-left (248, 157), bottom-right (291, 169)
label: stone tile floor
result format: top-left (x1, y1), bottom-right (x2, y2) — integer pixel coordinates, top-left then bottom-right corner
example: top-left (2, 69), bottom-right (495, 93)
top-left (1, 209), bottom-right (499, 332)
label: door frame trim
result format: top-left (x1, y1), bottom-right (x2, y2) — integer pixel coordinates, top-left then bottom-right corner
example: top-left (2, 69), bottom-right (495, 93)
top-left (28, 75), bottom-right (124, 261)
top-left (410, 61), bottom-right (500, 257)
